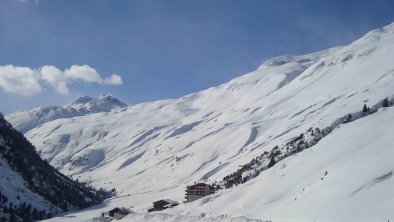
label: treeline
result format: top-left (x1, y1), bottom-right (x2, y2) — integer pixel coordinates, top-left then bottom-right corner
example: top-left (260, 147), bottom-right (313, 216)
top-left (221, 127), bottom-right (328, 188)
top-left (220, 97), bottom-right (393, 189)
top-left (0, 194), bottom-right (49, 222)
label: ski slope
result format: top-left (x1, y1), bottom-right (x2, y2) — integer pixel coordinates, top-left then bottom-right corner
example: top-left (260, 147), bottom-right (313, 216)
top-left (9, 22), bottom-right (394, 221)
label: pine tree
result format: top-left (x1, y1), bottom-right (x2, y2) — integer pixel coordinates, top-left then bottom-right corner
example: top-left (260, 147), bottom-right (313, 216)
top-left (9, 213), bottom-right (17, 222)
top-left (382, 98), bottom-right (390, 107)
top-left (344, 114), bottom-right (352, 123)
top-left (268, 155), bottom-right (276, 168)
top-left (363, 104), bottom-right (369, 113)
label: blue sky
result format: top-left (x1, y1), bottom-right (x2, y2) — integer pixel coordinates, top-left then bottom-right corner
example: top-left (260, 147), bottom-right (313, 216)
top-left (1, 0), bottom-right (394, 114)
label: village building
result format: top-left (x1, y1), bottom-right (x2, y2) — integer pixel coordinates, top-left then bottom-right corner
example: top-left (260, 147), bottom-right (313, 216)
top-left (108, 207), bottom-right (133, 219)
top-left (184, 183), bottom-right (215, 202)
top-left (148, 199), bottom-right (179, 212)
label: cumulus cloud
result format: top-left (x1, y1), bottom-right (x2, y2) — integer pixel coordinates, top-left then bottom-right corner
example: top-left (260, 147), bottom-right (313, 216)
top-left (65, 65), bottom-right (103, 83)
top-left (40, 66), bottom-right (69, 95)
top-left (104, 74), bottom-right (123, 85)
top-left (0, 65), bottom-right (42, 96)
top-left (0, 64), bottom-right (123, 96)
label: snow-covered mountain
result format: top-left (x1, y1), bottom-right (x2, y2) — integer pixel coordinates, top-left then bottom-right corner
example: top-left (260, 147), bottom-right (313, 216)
top-left (0, 114), bottom-right (109, 221)
top-left (6, 94), bottom-right (127, 134)
top-left (7, 22), bottom-right (394, 222)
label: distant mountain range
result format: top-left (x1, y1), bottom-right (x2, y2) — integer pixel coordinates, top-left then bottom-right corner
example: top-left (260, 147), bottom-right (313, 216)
top-left (6, 94), bottom-right (127, 134)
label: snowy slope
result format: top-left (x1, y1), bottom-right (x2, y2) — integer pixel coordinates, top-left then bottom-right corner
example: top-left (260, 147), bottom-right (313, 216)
top-left (164, 106), bottom-right (394, 222)
top-left (6, 94), bottom-right (127, 134)
top-left (0, 153), bottom-right (57, 216)
top-left (42, 105), bottom-right (394, 222)
top-left (13, 22), bottom-right (394, 221)
top-left (0, 114), bottom-right (109, 221)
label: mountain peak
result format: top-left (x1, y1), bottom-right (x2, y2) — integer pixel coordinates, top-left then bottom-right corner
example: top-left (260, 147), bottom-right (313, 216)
top-left (72, 96), bottom-right (94, 105)
top-left (6, 94), bottom-right (128, 133)
top-left (95, 93), bottom-right (122, 104)
top-left (86, 93), bottom-right (127, 109)
top-left (98, 93), bottom-right (114, 99)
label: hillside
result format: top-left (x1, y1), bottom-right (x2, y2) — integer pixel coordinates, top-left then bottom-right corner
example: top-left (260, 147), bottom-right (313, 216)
top-left (0, 114), bottom-right (109, 221)
top-left (7, 22), bottom-right (394, 222)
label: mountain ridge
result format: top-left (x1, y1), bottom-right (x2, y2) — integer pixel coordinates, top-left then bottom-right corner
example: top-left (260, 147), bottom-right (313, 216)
top-left (6, 93), bottom-right (127, 134)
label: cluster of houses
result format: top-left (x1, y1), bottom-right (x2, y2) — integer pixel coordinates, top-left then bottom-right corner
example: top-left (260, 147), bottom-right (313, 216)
top-left (99, 182), bottom-right (216, 220)
top-left (147, 182), bottom-right (216, 212)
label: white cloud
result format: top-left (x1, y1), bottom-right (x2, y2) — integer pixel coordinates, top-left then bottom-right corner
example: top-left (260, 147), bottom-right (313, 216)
top-left (105, 74), bottom-right (123, 85)
top-left (0, 64), bottom-right (123, 96)
top-left (40, 65), bottom-right (69, 95)
top-left (0, 65), bottom-right (42, 96)
top-left (63, 65), bottom-right (123, 85)
top-left (65, 65), bottom-right (103, 83)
